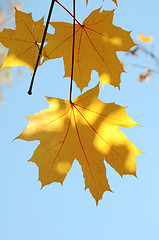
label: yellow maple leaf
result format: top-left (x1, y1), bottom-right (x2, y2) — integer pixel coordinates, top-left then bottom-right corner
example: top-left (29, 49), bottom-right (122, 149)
top-left (0, 9), bottom-right (47, 73)
top-left (17, 84), bottom-right (141, 204)
top-left (43, 9), bottom-right (135, 91)
top-left (137, 33), bottom-right (153, 44)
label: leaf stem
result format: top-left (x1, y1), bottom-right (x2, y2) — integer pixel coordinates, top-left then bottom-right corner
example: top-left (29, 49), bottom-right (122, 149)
top-left (28, 0), bottom-right (56, 95)
top-left (69, 0), bottom-right (76, 103)
top-left (55, 0), bottom-right (82, 27)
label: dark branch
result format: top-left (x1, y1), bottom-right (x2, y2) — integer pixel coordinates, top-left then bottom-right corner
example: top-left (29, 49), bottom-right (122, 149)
top-left (69, 0), bottom-right (76, 103)
top-left (28, 0), bottom-right (56, 95)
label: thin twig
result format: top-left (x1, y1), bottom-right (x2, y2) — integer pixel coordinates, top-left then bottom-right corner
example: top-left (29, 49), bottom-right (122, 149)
top-left (28, 0), bottom-right (56, 95)
top-left (69, 0), bottom-right (76, 103)
top-left (138, 44), bottom-right (159, 66)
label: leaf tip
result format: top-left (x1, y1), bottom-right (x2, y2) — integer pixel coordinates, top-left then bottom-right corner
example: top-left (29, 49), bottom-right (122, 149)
top-left (12, 135), bottom-right (19, 142)
top-left (44, 95), bottom-right (50, 103)
top-left (39, 179), bottom-right (45, 190)
top-left (13, 131), bottom-right (25, 141)
top-left (96, 199), bottom-right (99, 206)
top-left (134, 173), bottom-right (138, 179)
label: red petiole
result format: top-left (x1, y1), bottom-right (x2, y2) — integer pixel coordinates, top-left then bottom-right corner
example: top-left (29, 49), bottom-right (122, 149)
top-left (55, 0), bottom-right (82, 27)
top-left (69, 0), bottom-right (76, 103)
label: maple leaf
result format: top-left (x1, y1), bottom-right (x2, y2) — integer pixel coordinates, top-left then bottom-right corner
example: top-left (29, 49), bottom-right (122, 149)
top-left (43, 9), bottom-right (135, 91)
top-left (17, 84), bottom-right (141, 204)
top-left (137, 33), bottom-right (153, 44)
top-left (0, 9), bottom-right (48, 73)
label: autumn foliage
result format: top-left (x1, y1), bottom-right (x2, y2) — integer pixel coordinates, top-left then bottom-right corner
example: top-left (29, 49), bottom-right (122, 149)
top-left (0, 0), bottom-right (142, 203)
top-left (43, 8), bottom-right (134, 90)
top-left (0, 1), bottom-right (23, 103)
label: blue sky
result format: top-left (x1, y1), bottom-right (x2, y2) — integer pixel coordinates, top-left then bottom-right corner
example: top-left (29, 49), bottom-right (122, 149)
top-left (0, 0), bottom-right (159, 239)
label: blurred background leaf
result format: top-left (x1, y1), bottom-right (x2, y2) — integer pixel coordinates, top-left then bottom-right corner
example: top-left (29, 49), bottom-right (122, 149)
top-left (0, 0), bottom-right (23, 105)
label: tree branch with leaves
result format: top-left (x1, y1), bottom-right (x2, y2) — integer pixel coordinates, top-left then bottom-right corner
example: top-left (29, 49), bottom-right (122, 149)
top-left (0, 0), bottom-right (145, 203)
